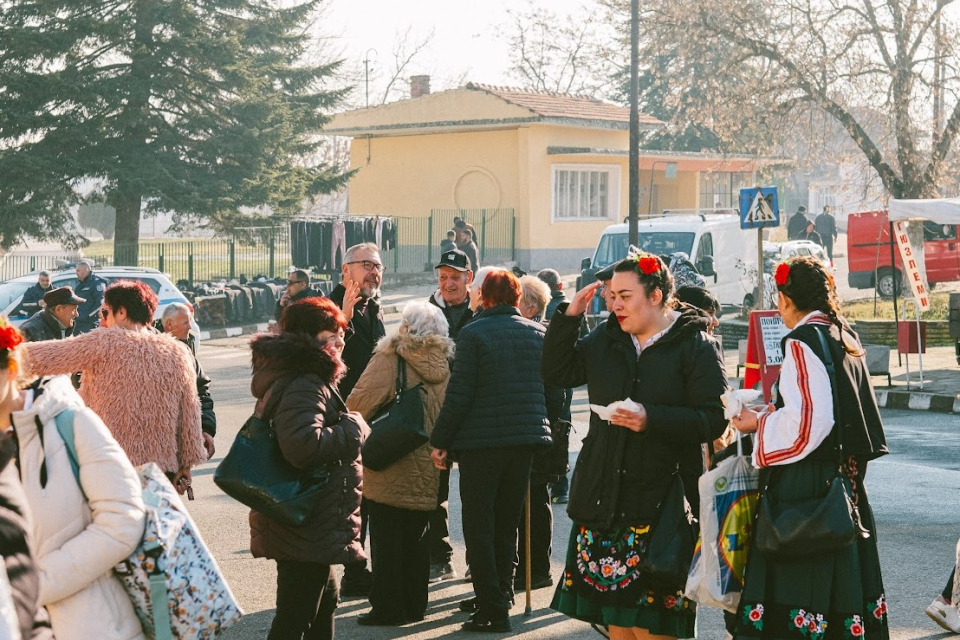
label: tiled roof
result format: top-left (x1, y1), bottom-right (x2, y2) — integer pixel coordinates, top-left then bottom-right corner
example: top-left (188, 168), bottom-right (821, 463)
top-left (464, 82), bottom-right (661, 125)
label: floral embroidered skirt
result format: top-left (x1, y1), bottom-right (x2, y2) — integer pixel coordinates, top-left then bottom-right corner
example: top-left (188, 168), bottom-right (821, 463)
top-left (550, 522), bottom-right (697, 637)
top-left (735, 457), bottom-right (889, 640)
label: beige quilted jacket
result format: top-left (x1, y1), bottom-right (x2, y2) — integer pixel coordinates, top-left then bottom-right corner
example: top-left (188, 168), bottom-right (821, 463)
top-left (347, 332), bottom-right (453, 511)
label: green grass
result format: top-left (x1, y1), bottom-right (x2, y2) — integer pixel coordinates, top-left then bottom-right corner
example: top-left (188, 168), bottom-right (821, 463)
top-left (841, 292), bottom-right (950, 321)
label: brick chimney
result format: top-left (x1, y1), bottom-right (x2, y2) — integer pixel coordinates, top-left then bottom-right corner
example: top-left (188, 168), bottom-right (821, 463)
top-left (410, 75), bottom-right (431, 99)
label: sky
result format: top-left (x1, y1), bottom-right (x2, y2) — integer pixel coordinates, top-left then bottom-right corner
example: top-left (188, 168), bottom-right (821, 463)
top-left (324, 0), bottom-right (586, 97)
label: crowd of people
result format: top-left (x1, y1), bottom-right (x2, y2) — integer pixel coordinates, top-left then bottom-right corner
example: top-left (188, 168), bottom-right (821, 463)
top-left (0, 233), bottom-right (933, 640)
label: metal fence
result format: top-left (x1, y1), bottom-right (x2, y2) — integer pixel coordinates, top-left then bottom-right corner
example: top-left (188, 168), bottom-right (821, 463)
top-left (2, 211), bottom-right (516, 284)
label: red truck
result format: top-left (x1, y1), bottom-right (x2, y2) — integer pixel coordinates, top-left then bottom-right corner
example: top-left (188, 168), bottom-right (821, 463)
top-left (847, 210), bottom-right (960, 296)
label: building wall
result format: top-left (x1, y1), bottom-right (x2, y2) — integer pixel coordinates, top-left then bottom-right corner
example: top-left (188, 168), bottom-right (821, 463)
top-left (347, 128), bottom-right (521, 218)
top-left (346, 123), bottom-right (709, 272)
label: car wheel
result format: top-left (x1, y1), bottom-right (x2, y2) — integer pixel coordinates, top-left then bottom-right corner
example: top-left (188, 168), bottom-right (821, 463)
top-left (876, 269), bottom-right (901, 298)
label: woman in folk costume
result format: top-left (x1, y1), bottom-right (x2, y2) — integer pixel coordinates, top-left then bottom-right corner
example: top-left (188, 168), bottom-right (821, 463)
top-left (732, 256), bottom-right (889, 640)
top-left (543, 254), bottom-right (728, 640)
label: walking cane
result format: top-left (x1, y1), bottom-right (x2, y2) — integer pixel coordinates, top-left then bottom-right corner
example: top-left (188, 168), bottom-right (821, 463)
top-left (524, 480), bottom-right (532, 616)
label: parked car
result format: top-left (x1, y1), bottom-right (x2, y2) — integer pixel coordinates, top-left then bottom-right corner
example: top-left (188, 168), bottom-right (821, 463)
top-left (577, 211), bottom-right (760, 315)
top-left (0, 265), bottom-right (200, 339)
top-left (847, 210), bottom-right (960, 297)
top-left (773, 240), bottom-right (833, 271)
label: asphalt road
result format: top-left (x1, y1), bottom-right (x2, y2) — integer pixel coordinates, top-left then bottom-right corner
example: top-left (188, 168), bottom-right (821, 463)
top-left (190, 329), bottom-right (960, 640)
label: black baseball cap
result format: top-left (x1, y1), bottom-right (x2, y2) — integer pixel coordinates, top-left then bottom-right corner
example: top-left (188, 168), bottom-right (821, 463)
top-left (435, 249), bottom-right (471, 272)
top-left (43, 286), bottom-right (86, 307)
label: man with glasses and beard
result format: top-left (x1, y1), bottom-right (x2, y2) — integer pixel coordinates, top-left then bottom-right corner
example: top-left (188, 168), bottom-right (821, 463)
top-left (274, 269), bottom-right (323, 320)
top-left (330, 242), bottom-right (387, 597)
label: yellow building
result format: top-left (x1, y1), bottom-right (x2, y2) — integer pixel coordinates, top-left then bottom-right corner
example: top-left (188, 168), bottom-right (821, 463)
top-left (327, 80), bottom-right (767, 271)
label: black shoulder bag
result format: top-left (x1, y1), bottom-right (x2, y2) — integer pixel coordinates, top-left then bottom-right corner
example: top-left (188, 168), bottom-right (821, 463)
top-left (361, 357), bottom-right (428, 472)
top-left (214, 377), bottom-right (332, 527)
top-left (754, 327), bottom-right (866, 559)
top-left (638, 467), bottom-right (697, 586)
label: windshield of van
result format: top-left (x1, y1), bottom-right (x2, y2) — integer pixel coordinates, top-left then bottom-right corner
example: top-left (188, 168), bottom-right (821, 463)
top-left (593, 232), bottom-right (696, 268)
top-left (0, 282), bottom-right (32, 316)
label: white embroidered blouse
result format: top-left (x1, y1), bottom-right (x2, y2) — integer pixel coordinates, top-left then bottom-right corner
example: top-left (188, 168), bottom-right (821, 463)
top-left (752, 311), bottom-right (836, 468)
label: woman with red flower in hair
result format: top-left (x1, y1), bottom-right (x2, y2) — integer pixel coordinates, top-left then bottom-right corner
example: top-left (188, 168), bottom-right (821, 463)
top-left (732, 257), bottom-right (889, 640)
top-left (543, 253), bottom-right (728, 640)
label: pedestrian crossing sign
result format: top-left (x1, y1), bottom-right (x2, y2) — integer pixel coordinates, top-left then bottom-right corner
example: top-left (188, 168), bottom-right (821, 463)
top-left (739, 187), bottom-right (779, 229)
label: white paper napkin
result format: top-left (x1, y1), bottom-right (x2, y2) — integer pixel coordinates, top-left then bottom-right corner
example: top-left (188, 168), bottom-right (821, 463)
top-left (589, 399), bottom-right (642, 421)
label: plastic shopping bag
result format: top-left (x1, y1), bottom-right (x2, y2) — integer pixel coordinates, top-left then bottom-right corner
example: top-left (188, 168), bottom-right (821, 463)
top-left (685, 436), bottom-right (759, 612)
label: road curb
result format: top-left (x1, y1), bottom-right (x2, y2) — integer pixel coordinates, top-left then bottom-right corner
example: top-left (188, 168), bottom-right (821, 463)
top-left (198, 323), bottom-right (268, 341)
top-left (875, 389), bottom-right (959, 413)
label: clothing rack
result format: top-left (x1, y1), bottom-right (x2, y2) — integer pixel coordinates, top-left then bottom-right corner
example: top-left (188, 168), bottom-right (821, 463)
top-left (289, 215), bottom-right (397, 279)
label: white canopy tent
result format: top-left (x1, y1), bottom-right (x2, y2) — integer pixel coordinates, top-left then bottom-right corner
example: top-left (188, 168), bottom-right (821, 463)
top-left (889, 197), bottom-right (960, 223)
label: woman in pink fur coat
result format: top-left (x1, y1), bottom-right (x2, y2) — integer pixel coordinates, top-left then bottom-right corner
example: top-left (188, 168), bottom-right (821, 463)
top-left (19, 280), bottom-right (205, 494)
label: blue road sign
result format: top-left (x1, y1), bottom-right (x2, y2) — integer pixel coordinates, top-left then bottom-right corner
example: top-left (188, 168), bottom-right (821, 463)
top-left (739, 187), bottom-right (780, 229)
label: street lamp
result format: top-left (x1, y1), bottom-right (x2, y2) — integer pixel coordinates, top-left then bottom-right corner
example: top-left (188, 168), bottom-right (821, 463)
top-left (364, 48), bottom-right (377, 108)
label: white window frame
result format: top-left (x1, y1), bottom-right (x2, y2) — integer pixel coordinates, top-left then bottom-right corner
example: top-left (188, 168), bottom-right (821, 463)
top-left (551, 164), bottom-right (621, 222)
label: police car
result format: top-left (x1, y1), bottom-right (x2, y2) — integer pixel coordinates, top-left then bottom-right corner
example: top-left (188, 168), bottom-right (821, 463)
top-left (0, 266), bottom-right (200, 339)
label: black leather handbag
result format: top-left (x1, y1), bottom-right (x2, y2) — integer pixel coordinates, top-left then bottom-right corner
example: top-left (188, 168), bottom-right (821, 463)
top-left (754, 327), bottom-right (862, 559)
top-left (639, 470), bottom-right (697, 586)
top-left (214, 377), bottom-right (332, 527)
top-left (361, 357), bottom-right (428, 472)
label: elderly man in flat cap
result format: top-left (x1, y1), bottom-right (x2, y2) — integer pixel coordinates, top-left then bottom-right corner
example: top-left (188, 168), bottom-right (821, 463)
top-left (20, 286), bottom-right (85, 342)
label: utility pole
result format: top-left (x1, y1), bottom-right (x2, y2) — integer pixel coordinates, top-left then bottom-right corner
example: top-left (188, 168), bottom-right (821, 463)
top-left (628, 0), bottom-right (640, 247)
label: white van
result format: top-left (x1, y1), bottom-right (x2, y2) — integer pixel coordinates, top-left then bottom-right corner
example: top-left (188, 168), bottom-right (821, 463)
top-left (578, 211), bottom-right (759, 313)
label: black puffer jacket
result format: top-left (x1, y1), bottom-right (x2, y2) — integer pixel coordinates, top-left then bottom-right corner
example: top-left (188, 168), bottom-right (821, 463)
top-left (248, 332), bottom-right (368, 565)
top-left (431, 305), bottom-right (551, 452)
top-left (542, 303), bottom-right (728, 530)
top-left (329, 284), bottom-right (386, 399)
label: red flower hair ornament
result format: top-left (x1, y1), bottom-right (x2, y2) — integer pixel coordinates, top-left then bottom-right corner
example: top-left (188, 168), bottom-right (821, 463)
top-left (635, 254), bottom-right (661, 276)
top-left (0, 324), bottom-right (21, 352)
top-left (774, 262), bottom-right (791, 287)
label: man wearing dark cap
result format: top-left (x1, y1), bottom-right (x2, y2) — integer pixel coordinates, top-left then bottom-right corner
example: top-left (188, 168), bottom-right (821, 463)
top-left (20, 287), bottom-right (85, 342)
top-left (73, 259), bottom-right (107, 334)
top-left (428, 250), bottom-right (475, 340)
top-left (424, 248), bottom-right (475, 583)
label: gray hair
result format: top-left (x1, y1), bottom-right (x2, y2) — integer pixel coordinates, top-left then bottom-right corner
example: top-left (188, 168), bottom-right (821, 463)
top-left (519, 275), bottom-right (550, 315)
top-left (472, 266), bottom-right (499, 293)
top-left (77, 259), bottom-right (93, 269)
top-left (400, 300), bottom-right (449, 337)
top-left (536, 268), bottom-right (561, 293)
top-left (344, 242), bottom-right (380, 263)
top-left (161, 302), bottom-right (191, 324)
top-left (38, 270), bottom-right (50, 278)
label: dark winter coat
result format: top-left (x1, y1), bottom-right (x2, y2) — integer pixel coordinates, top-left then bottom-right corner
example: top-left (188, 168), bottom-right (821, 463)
top-left (330, 284), bottom-right (386, 399)
top-left (20, 284), bottom-right (52, 317)
top-left (544, 290), bottom-right (567, 322)
top-left (814, 212), bottom-right (838, 242)
top-left (431, 304), bottom-right (552, 453)
top-left (0, 435), bottom-right (54, 640)
top-left (20, 310), bottom-right (71, 343)
top-left (542, 303), bottom-right (728, 530)
top-left (458, 241), bottom-right (480, 272)
top-left (786, 211), bottom-right (809, 240)
top-left (73, 274), bottom-right (107, 334)
top-left (180, 338), bottom-right (217, 437)
top-left (427, 291), bottom-right (474, 339)
top-left (248, 332), bottom-right (368, 565)
top-left (273, 286), bottom-right (324, 321)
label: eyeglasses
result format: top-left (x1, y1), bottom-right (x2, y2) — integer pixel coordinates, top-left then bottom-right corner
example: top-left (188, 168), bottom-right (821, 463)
top-left (100, 307), bottom-right (111, 319)
top-left (286, 279), bottom-right (304, 286)
top-left (346, 260), bottom-right (385, 274)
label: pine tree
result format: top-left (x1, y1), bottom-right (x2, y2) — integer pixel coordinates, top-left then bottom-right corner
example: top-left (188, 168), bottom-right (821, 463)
top-left (0, 0), bottom-right (349, 262)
